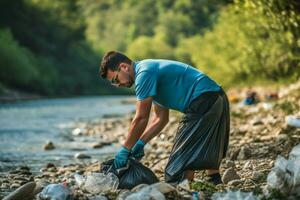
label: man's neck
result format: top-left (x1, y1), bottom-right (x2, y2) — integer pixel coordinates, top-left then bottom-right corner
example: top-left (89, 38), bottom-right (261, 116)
top-left (129, 61), bottom-right (135, 80)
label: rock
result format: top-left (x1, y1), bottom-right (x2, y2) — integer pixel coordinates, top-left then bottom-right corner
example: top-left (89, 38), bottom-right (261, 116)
top-left (131, 184), bottom-right (149, 192)
top-left (222, 168), bottom-right (241, 184)
top-left (74, 153), bottom-right (91, 159)
top-left (16, 166), bottom-right (30, 171)
top-left (151, 182), bottom-right (176, 194)
top-left (178, 179), bottom-right (190, 191)
top-left (251, 171), bottom-right (264, 182)
top-left (10, 184), bottom-right (20, 188)
top-left (89, 195), bottom-right (108, 200)
top-left (243, 161), bottom-right (252, 170)
top-left (276, 134), bottom-right (288, 142)
top-left (228, 148), bottom-right (240, 160)
top-left (3, 182), bottom-right (36, 200)
top-left (46, 163), bottom-right (56, 169)
top-left (251, 118), bottom-right (263, 126)
top-left (92, 141), bottom-right (112, 149)
top-left (9, 170), bottom-right (32, 175)
top-left (227, 179), bottom-right (243, 186)
top-left (117, 190), bottom-right (132, 200)
top-left (237, 146), bottom-right (252, 160)
top-left (225, 160), bottom-right (235, 168)
top-left (33, 179), bottom-right (49, 195)
top-left (44, 141), bottom-right (55, 150)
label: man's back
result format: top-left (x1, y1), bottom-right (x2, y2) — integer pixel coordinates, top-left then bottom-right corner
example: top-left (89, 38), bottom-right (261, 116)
top-left (134, 59), bottom-right (221, 112)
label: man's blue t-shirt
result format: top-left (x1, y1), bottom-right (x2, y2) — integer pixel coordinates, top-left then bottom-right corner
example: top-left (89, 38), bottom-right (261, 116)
top-left (133, 59), bottom-right (221, 113)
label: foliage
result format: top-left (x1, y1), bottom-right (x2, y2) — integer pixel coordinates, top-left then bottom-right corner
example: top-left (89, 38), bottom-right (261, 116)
top-left (182, 0), bottom-right (300, 87)
top-left (0, 0), bottom-right (128, 95)
top-left (191, 180), bottom-right (218, 197)
top-left (0, 0), bottom-right (299, 95)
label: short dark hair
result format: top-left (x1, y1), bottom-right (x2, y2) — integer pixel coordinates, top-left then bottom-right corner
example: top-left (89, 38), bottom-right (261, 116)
top-left (99, 51), bottom-right (132, 78)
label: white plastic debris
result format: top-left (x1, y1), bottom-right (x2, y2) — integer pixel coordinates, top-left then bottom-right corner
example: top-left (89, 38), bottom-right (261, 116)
top-left (84, 172), bottom-right (119, 194)
top-left (285, 116), bottom-right (300, 128)
top-left (39, 184), bottom-right (73, 200)
top-left (89, 195), bottom-right (108, 200)
top-left (266, 144), bottom-right (300, 197)
top-left (74, 173), bottom-right (86, 187)
top-left (125, 186), bottom-right (165, 200)
top-left (211, 190), bottom-right (259, 200)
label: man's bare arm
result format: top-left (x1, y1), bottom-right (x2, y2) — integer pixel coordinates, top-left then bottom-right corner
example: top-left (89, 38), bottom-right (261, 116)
top-left (140, 103), bottom-right (169, 143)
top-left (123, 97), bottom-right (152, 149)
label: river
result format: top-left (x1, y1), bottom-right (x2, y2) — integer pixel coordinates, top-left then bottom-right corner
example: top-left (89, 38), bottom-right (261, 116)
top-left (0, 96), bottom-right (135, 173)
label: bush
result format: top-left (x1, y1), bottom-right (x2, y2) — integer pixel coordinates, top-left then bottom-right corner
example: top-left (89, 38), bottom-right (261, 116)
top-left (177, 0), bottom-right (300, 87)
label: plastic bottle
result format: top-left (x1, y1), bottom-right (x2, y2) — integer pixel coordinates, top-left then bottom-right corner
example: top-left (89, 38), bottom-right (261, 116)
top-left (84, 172), bottom-right (119, 194)
top-left (73, 173), bottom-right (85, 187)
top-left (192, 191), bottom-right (200, 200)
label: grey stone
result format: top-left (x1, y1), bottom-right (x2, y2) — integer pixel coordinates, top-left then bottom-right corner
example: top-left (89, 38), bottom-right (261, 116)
top-left (228, 179), bottom-right (243, 186)
top-left (92, 141), bottom-right (112, 149)
top-left (117, 190), bottom-right (133, 200)
top-left (131, 184), bottom-right (149, 192)
top-left (151, 182), bottom-right (176, 194)
top-left (89, 195), bottom-right (108, 200)
top-left (251, 171), bottom-right (264, 182)
top-left (44, 141), bottom-right (55, 150)
top-left (243, 161), bottom-right (252, 170)
top-left (222, 168), bottom-right (241, 184)
top-left (237, 146), bottom-right (252, 160)
top-left (75, 153), bottom-right (91, 159)
top-left (3, 182), bottom-right (36, 200)
top-left (225, 160), bottom-right (235, 168)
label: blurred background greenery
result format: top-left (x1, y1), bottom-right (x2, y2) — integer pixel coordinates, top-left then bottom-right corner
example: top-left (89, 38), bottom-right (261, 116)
top-left (0, 0), bottom-right (299, 96)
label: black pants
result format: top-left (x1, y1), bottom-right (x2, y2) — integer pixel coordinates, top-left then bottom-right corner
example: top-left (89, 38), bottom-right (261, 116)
top-left (164, 89), bottom-right (230, 184)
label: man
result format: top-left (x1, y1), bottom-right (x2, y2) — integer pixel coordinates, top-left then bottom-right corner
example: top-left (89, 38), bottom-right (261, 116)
top-left (99, 51), bottom-right (230, 185)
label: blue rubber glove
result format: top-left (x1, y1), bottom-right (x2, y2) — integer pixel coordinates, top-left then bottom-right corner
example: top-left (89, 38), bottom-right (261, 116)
top-left (131, 139), bottom-right (145, 160)
top-left (113, 146), bottom-right (131, 169)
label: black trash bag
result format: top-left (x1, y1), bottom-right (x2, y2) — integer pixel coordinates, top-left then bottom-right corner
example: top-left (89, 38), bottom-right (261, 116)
top-left (165, 90), bottom-right (230, 184)
top-left (101, 158), bottom-right (159, 189)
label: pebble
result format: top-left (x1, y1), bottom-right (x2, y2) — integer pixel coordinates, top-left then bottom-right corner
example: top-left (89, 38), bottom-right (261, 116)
top-left (178, 179), bottom-right (190, 191)
top-left (151, 182), bottom-right (176, 194)
top-left (243, 161), bottom-right (252, 170)
top-left (46, 163), bottom-right (56, 168)
top-left (227, 179), bottom-right (243, 186)
top-left (4, 182), bottom-right (36, 200)
top-left (222, 168), bottom-right (241, 184)
top-left (44, 141), bottom-right (55, 150)
top-left (74, 153), bottom-right (91, 159)
top-left (225, 160), bottom-right (235, 168)
top-left (131, 184), bottom-right (149, 192)
top-left (237, 146), bottom-right (252, 160)
top-left (92, 141), bottom-right (112, 149)
top-left (117, 190), bottom-right (132, 200)
top-left (251, 171), bottom-right (264, 182)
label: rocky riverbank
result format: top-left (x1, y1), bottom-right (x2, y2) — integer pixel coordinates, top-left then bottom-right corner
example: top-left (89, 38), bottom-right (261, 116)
top-left (1, 81), bottom-right (300, 199)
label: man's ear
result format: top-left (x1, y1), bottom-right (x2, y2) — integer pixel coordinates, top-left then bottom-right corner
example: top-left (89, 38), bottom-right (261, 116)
top-left (119, 63), bottom-right (129, 71)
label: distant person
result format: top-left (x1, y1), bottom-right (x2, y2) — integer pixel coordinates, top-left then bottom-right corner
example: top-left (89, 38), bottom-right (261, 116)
top-left (244, 89), bottom-right (258, 105)
top-left (99, 51), bottom-right (230, 185)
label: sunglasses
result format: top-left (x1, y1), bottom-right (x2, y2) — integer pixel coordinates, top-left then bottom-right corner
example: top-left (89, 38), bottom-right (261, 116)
top-left (111, 68), bottom-right (120, 86)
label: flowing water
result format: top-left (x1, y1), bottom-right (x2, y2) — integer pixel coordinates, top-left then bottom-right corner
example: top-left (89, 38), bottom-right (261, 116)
top-left (0, 96), bottom-right (135, 173)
